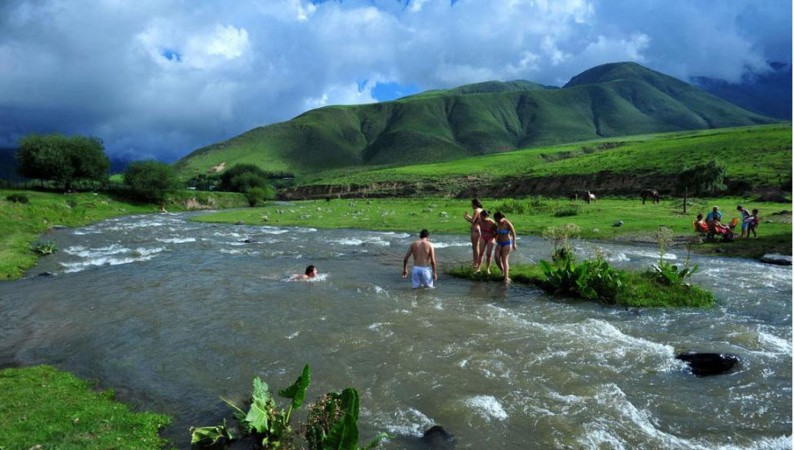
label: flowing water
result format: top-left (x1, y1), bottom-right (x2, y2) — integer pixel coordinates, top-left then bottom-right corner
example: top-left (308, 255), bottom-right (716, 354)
top-left (0, 212), bottom-right (790, 449)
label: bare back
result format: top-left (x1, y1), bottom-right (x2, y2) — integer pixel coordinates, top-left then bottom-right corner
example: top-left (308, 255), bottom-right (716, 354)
top-left (408, 239), bottom-right (435, 267)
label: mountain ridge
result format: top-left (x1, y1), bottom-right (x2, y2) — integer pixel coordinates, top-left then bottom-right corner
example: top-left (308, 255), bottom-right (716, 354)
top-left (171, 62), bottom-right (780, 178)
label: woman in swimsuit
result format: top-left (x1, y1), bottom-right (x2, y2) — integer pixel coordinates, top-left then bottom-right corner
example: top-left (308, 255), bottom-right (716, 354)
top-left (476, 210), bottom-right (497, 273)
top-left (463, 198), bottom-right (484, 269)
top-left (493, 211), bottom-right (517, 283)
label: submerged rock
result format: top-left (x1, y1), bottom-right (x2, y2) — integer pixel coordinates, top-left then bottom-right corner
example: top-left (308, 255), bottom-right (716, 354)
top-left (422, 425), bottom-right (455, 448)
top-left (676, 352), bottom-right (740, 376)
top-left (760, 254), bottom-right (792, 266)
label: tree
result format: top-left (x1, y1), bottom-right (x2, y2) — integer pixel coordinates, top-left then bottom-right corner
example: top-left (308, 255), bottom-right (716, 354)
top-left (123, 160), bottom-right (180, 206)
top-left (218, 164), bottom-right (275, 202)
top-left (17, 134), bottom-right (110, 190)
top-left (676, 159), bottom-right (728, 213)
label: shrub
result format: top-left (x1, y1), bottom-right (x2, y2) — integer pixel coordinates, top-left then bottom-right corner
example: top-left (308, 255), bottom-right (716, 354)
top-left (493, 199), bottom-right (527, 214)
top-left (649, 228), bottom-right (700, 286)
top-left (553, 206), bottom-right (578, 217)
top-left (539, 254), bottom-right (624, 303)
top-left (543, 224), bottom-right (580, 264)
top-left (190, 365), bottom-right (388, 450)
top-left (6, 193), bottom-right (29, 204)
top-left (32, 241), bottom-right (58, 255)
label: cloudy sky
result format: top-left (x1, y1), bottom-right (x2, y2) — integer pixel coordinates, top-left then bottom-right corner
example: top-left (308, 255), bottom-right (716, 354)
top-left (1, 0), bottom-right (790, 162)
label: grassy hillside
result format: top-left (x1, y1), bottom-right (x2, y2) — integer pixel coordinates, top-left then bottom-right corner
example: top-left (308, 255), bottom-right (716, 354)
top-left (174, 62), bottom-right (777, 180)
top-left (288, 124), bottom-right (791, 198)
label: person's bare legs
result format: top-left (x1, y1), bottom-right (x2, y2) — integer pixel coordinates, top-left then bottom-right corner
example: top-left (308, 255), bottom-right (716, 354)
top-left (500, 245), bottom-right (512, 282)
top-left (483, 241), bottom-right (494, 274)
top-left (471, 231), bottom-right (481, 271)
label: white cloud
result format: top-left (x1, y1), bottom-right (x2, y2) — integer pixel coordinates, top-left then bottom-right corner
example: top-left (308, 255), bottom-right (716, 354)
top-left (0, 0), bottom-right (788, 161)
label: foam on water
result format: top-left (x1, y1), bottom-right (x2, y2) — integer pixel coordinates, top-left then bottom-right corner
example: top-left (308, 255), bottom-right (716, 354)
top-left (60, 246), bottom-right (164, 273)
top-left (462, 395), bottom-right (508, 421)
top-left (328, 237), bottom-right (391, 247)
top-left (155, 237), bottom-right (197, 244)
top-left (64, 244), bottom-right (129, 258)
top-left (431, 241), bottom-right (468, 249)
top-left (382, 407), bottom-right (434, 437)
top-left (577, 384), bottom-right (793, 450)
top-left (757, 330), bottom-right (791, 356)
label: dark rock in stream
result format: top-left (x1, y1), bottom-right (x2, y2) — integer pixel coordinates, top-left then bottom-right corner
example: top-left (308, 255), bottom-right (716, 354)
top-left (37, 271), bottom-right (56, 277)
top-left (676, 352), bottom-right (740, 376)
top-left (760, 254), bottom-right (792, 266)
top-left (421, 425), bottom-right (455, 448)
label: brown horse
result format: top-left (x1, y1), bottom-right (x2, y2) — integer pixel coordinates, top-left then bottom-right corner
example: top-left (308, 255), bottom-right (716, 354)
top-left (640, 189), bottom-right (660, 204)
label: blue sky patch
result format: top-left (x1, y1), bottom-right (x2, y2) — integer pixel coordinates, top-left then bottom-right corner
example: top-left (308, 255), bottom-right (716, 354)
top-left (160, 49), bottom-right (181, 62)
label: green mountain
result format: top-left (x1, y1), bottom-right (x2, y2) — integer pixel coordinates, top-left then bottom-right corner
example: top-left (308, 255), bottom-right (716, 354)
top-left (174, 62), bottom-right (777, 178)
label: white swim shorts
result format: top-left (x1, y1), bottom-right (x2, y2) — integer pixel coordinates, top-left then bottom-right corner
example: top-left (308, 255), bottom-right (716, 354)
top-left (411, 266), bottom-right (434, 288)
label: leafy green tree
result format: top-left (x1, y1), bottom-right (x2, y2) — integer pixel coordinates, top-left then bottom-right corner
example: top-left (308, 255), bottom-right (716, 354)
top-left (219, 164), bottom-right (267, 190)
top-left (676, 159), bottom-right (728, 196)
top-left (676, 159), bottom-right (728, 213)
top-left (218, 164), bottom-right (275, 203)
top-left (123, 160), bottom-right (180, 205)
top-left (17, 134), bottom-right (110, 190)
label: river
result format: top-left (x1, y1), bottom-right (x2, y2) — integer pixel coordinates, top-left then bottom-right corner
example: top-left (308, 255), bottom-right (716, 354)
top-left (0, 212), bottom-right (790, 449)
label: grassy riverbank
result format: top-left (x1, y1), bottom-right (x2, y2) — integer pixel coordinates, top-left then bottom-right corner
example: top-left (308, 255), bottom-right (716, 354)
top-left (0, 365), bottom-right (170, 449)
top-left (194, 196), bottom-right (792, 259)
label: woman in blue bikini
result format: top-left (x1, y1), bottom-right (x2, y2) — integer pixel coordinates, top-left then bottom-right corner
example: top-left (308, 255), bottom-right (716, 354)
top-left (493, 211), bottom-right (517, 283)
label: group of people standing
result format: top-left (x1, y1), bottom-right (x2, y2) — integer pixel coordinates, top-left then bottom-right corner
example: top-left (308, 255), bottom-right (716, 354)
top-left (464, 199), bottom-right (517, 283)
top-left (694, 205), bottom-right (759, 240)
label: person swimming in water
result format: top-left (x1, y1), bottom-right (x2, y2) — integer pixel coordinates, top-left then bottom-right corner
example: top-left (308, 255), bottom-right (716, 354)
top-left (493, 212), bottom-right (517, 283)
top-left (291, 265), bottom-right (318, 281)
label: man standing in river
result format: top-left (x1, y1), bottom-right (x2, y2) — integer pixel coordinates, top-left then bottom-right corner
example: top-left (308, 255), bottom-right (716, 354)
top-left (402, 229), bottom-right (437, 288)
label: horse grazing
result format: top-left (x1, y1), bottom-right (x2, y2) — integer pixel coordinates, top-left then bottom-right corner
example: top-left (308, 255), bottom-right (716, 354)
top-left (584, 190), bottom-right (596, 204)
top-left (640, 188), bottom-right (660, 204)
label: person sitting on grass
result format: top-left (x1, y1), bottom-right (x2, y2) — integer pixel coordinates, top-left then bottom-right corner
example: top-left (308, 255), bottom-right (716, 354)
top-left (705, 206), bottom-right (722, 239)
top-left (712, 218), bottom-right (735, 241)
top-left (693, 213), bottom-right (709, 234)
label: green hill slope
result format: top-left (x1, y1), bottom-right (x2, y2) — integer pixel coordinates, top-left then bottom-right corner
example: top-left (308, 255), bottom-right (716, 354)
top-left (284, 124), bottom-right (791, 199)
top-left (174, 62), bottom-right (777, 179)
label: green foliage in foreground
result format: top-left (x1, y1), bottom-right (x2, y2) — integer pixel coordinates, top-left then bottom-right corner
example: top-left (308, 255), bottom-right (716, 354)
top-left (191, 365), bottom-right (388, 450)
top-left (0, 365), bottom-right (170, 450)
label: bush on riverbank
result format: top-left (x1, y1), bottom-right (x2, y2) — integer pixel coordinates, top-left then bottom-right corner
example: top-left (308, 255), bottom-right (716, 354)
top-left (448, 224), bottom-right (715, 308)
top-left (0, 365), bottom-right (170, 449)
top-left (446, 262), bottom-right (715, 308)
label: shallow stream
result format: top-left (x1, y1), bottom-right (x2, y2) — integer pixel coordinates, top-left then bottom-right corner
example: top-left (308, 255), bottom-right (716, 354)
top-left (0, 212), bottom-right (790, 449)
